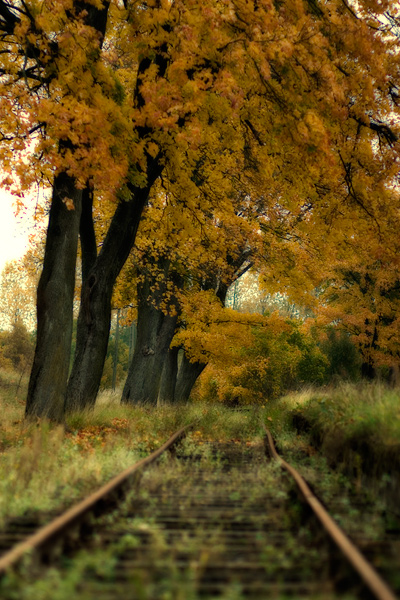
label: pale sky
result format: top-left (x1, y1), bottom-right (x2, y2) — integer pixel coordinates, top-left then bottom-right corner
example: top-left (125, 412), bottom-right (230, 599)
top-left (0, 188), bottom-right (38, 273)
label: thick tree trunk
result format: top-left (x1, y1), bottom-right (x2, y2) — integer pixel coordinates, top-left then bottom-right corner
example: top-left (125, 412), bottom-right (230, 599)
top-left (158, 346), bottom-right (180, 404)
top-left (174, 353), bottom-right (207, 403)
top-left (65, 160), bottom-right (162, 412)
top-left (25, 0), bottom-right (111, 420)
top-left (26, 173), bottom-right (82, 420)
top-left (122, 311), bottom-right (178, 406)
top-left (122, 260), bottom-right (179, 405)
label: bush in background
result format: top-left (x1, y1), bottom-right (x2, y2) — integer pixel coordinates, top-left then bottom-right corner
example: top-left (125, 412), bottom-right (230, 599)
top-left (196, 320), bottom-right (330, 405)
top-left (0, 320), bottom-right (34, 383)
top-left (319, 327), bottom-right (362, 381)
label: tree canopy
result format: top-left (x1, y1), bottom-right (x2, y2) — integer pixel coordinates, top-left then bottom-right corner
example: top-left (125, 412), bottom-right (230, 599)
top-left (0, 0), bottom-right (400, 416)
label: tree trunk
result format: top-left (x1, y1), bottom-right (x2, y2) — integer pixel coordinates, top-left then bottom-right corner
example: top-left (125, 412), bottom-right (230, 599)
top-left (25, 0), bottom-right (111, 420)
top-left (174, 353), bottom-right (207, 403)
top-left (158, 346), bottom-right (180, 404)
top-left (121, 261), bottom-right (179, 405)
top-left (361, 360), bottom-right (376, 380)
top-left (79, 187), bottom-right (97, 283)
top-left (112, 308), bottom-right (120, 391)
top-left (26, 173), bottom-right (82, 420)
top-left (360, 323), bottom-right (378, 381)
top-left (65, 160), bottom-right (162, 412)
top-left (122, 311), bottom-right (178, 406)
top-left (388, 364), bottom-right (400, 387)
top-left (170, 283), bottom-right (227, 404)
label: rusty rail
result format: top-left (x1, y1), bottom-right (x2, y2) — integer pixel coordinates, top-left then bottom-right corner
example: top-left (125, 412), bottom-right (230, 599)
top-left (263, 424), bottom-right (398, 600)
top-left (0, 422), bottom-right (193, 576)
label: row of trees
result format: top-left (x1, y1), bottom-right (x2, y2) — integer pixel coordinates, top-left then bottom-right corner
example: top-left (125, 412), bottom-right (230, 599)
top-left (103, 313), bottom-right (363, 404)
top-left (0, 0), bottom-right (400, 419)
top-left (0, 256), bottom-right (371, 408)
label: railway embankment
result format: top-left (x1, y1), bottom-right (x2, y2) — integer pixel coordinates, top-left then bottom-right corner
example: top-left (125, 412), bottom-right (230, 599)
top-left (284, 383), bottom-right (400, 517)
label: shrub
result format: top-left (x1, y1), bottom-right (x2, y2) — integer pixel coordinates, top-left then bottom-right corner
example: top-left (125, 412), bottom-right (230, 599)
top-left (197, 320), bottom-right (329, 405)
top-left (319, 327), bottom-right (362, 381)
top-left (0, 320), bottom-right (34, 374)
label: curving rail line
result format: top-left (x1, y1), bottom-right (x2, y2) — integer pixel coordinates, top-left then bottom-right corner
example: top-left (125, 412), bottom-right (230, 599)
top-left (0, 422), bottom-right (193, 577)
top-left (263, 425), bottom-right (398, 600)
top-left (0, 420), bottom-right (398, 600)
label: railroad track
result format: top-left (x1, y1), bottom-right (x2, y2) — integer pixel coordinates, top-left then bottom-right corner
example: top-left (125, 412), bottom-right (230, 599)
top-left (0, 421), bottom-right (398, 599)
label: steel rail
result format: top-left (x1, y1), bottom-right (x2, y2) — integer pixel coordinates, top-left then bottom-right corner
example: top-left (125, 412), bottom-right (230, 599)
top-left (0, 422), bottom-right (193, 576)
top-left (263, 425), bottom-right (398, 600)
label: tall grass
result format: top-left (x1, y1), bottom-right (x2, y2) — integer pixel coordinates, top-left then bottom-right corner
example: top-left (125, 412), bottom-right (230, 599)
top-left (287, 381), bottom-right (400, 446)
top-left (271, 381), bottom-right (400, 515)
